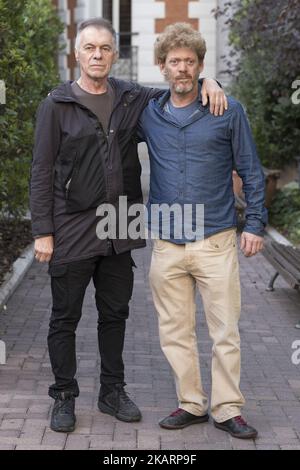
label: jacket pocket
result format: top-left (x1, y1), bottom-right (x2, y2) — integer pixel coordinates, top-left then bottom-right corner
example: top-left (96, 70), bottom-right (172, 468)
top-left (65, 152), bottom-right (79, 200)
top-left (153, 239), bottom-right (172, 252)
top-left (48, 264), bottom-right (68, 277)
top-left (206, 229), bottom-right (236, 251)
top-left (64, 136), bottom-right (107, 214)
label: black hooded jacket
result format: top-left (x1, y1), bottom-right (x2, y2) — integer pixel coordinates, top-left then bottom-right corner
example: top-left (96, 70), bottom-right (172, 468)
top-left (30, 78), bottom-right (162, 265)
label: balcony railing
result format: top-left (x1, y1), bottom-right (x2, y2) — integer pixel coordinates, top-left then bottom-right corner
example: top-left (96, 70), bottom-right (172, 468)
top-left (111, 33), bottom-right (139, 82)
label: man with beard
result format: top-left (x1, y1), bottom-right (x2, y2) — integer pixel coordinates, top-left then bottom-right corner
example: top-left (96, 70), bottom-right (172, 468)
top-left (30, 18), bottom-right (226, 432)
top-left (138, 23), bottom-right (267, 439)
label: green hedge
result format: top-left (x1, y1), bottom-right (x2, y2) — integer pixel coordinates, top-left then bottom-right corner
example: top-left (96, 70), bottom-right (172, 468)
top-left (215, 0), bottom-right (300, 169)
top-left (268, 183), bottom-right (300, 245)
top-left (0, 0), bottom-right (63, 217)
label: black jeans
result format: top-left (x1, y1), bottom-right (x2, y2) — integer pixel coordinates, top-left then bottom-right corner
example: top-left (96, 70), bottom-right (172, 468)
top-left (47, 251), bottom-right (134, 399)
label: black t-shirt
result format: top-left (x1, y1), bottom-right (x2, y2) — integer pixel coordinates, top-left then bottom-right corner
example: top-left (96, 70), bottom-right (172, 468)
top-left (71, 81), bottom-right (114, 134)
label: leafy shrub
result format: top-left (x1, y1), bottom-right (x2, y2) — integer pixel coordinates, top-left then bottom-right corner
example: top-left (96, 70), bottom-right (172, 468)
top-left (214, 0), bottom-right (300, 169)
top-left (0, 0), bottom-right (63, 217)
top-left (268, 182), bottom-right (300, 245)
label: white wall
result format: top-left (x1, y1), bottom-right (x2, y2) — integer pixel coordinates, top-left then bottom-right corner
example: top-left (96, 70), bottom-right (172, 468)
top-left (189, 0), bottom-right (217, 80)
top-left (57, 0), bottom-right (71, 81)
top-left (75, 0), bottom-right (103, 22)
top-left (132, 0), bottom-right (164, 84)
top-left (74, 0), bottom-right (104, 79)
top-left (132, 0), bottom-right (218, 85)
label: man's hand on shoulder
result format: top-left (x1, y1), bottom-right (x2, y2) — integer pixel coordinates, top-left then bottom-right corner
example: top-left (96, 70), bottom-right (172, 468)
top-left (240, 232), bottom-right (264, 257)
top-left (202, 78), bottom-right (228, 116)
top-left (34, 235), bottom-right (54, 263)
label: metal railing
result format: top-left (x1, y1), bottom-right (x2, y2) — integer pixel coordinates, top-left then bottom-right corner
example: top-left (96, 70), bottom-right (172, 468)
top-left (111, 33), bottom-right (139, 82)
top-left (111, 45), bottom-right (138, 82)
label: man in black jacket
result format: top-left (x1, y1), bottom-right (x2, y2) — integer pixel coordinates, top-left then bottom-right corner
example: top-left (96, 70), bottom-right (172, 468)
top-left (30, 17), bottom-right (226, 433)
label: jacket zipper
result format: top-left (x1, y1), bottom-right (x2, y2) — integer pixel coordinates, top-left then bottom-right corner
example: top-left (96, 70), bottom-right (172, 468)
top-left (65, 178), bottom-right (72, 199)
top-left (106, 99), bottom-right (123, 171)
top-left (106, 91), bottom-right (137, 170)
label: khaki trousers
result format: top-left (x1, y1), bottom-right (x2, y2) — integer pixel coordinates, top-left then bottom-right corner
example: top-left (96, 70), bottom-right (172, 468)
top-left (149, 228), bottom-right (245, 422)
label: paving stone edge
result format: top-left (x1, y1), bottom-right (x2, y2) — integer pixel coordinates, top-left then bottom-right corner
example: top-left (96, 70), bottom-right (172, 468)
top-left (0, 242), bottom-right (34, 311)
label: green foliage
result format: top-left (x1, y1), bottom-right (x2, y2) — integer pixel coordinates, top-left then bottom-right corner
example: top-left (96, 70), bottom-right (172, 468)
top-left (214, 0), bottom-right (300, 169)
top-left (269, 183), bottom-right (300, 245)
top-left (0, 0), bottom-right (63, 217)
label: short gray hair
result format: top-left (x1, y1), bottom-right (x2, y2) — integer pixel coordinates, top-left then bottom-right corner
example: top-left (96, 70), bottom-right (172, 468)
top-left (75, 17), bottom-right (117, 50)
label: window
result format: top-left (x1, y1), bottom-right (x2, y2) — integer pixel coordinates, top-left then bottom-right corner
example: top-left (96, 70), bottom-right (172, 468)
top-left (120, 0), bottom-right (131, 48)
top-left (102, 0), bottom-right (132, 49)
top-left (103, 0), bottom-right (112, 22)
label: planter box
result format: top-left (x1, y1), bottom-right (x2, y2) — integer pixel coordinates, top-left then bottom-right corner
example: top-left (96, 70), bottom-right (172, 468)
top-left (233, 168), bottom-right (281, 208)
top-left (264, 168), bottom-right (281, 208)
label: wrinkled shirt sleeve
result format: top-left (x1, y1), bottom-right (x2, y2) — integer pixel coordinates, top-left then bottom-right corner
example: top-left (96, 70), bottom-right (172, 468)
top-left (136, 114), bottom-right (146, 143)
top-left (229, 102), bottom-right (268, 236)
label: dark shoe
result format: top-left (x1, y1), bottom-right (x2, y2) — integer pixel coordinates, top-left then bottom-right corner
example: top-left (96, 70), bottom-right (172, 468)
top-left (98, 384), bottom-right (141, 422)
top-left (50, 392), bottom-right (76, 433)
top-left (159, 408), bottom-right (209, 430)
top-left (214, 416), bottom-right (258, 439)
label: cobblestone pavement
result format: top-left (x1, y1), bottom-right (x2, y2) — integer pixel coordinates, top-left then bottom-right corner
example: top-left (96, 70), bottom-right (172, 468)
top-left (0, 150), bottom-right (300, 450)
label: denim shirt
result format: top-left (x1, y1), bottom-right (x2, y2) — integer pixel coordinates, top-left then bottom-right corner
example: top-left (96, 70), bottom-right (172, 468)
top-left (138, 83), bottom-right (268, 243)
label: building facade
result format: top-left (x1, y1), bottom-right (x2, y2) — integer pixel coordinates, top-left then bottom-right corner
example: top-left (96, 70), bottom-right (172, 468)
top-left (53, 0), bottom-right (231, 85)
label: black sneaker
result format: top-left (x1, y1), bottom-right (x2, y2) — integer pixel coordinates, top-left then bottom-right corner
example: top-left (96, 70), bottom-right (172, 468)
top-left (214, 416), bottom-right (258, 439)
top-left (50, 392), bottom-right (76, 433)
top-left (159, 408), bottom-right (209, 430)
top-left (98, 384), bottom-right (141, 422)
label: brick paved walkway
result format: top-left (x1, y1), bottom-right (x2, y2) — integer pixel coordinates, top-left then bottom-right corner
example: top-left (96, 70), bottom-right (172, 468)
top-left (0, 151), bottom-right (300, 450)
